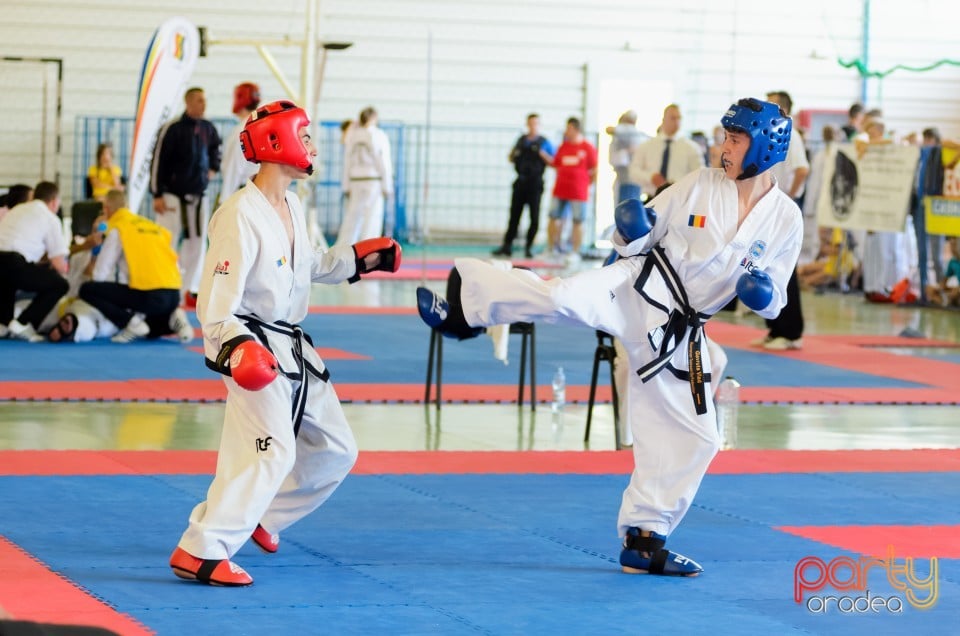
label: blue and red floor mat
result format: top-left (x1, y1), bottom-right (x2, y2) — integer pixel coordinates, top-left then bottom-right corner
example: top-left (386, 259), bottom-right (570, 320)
top-left (0, 450), bottom-right (958, 635)
top-left (0, 311), bottom-right (957, 405)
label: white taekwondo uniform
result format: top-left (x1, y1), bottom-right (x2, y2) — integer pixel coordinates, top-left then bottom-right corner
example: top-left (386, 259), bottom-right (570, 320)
top-left (336, 124), bottom-right (394, 246)
top-left (177, 182), bottom-right (360, 560)
top-left (454, 167), bottom-right (801, 537)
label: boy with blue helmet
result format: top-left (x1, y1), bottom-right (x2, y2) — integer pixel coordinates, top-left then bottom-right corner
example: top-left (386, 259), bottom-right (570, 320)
top-left (416, 98), bottom-right (801, 577)
top-left (720, 97), bottom-right (792, 180)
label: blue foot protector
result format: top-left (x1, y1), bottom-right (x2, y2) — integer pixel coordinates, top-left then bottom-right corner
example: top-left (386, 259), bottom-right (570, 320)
top-left (416, 287), bottom-right (449, 328)
top-left (619, 528), bottom-right (703, 576)
top-left (415, 286), bottom-right (483, 340)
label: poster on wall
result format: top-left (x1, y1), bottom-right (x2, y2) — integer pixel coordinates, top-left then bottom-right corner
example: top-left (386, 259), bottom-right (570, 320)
top-left (127, 17), bottom-right (200, 214)
top-left (814, 143), bottom-right (920, 233)
top-left (924, 147), bottom-right (960, 237)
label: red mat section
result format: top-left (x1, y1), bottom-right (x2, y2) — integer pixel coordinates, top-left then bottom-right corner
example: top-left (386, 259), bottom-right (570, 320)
top-left (777, 524), bottom-right (960, 559)
top-left (0, 536), bottom-right (150, 634)
top-left (0, 380), bottom-right (613, 403)
top-left (2, 449), bottom-right (959, 476)
top-left (708, 322), bottom-right (960, 405)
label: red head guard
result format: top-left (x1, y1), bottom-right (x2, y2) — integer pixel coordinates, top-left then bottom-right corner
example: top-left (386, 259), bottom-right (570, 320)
top-left (232, 82), bottom-right (261, 115)
top-left (239, 100), bottom-right (313, 175)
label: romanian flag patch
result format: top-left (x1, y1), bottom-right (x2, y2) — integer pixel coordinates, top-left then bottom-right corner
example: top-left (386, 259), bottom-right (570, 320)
top-left (276, 256), bottom-right (287, 268)
top-left (688, 214), bottom-right (706, 228)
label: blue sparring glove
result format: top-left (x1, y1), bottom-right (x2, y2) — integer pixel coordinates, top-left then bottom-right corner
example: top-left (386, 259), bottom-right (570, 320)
top-left (615, 198), bottom-right (656, 242)
top-left (736, 269), bottom-right (774, 311)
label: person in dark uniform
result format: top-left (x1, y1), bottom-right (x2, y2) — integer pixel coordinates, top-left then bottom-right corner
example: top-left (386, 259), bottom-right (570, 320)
top-left (492, 113), bottom-right (555, 258)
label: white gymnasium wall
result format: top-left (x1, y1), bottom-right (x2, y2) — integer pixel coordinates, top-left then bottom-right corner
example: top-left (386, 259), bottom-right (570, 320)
top-left (2, 0), bottom-right (960, 236)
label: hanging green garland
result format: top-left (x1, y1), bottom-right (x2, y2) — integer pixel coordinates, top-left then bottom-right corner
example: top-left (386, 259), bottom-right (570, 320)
top-left (839, 57), bottom-right (960, 79)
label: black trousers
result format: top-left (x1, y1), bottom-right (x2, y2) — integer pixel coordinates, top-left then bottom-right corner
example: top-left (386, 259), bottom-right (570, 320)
top-left (500, 178), bottom-right (544, 251)
top-left (0, 251), bottom-right (68, 328)
top-left (766, 267), bottom-right (804, 340)
top-left (78, 282), bottom-right (179, 330)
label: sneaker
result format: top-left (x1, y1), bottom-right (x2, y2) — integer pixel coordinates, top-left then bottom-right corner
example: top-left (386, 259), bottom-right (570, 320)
top-left (749, 335), bottom-right (772, 347)
top-left (251, 524), bottom-right (279, 554)
top-left (565, 252), bottom-right (582, 266)
top-left (169, 308), bottom-right (194, 343)
top-left (111, 314), bottom-right (149, 343)
top-left (169, 546), bottom-right (253, 586)
top-left (763, 336), bottom-right (802, 350)
top-left (8, 319), bottom-right (44, 343)
top-left (619, 528), bottom-right (702, 577)
top-left (491, 246), bottom-right (512, 257)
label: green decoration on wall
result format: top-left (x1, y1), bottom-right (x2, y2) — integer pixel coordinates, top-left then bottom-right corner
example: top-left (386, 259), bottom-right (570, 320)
top-left (839, 57), bottom-right (960, 79)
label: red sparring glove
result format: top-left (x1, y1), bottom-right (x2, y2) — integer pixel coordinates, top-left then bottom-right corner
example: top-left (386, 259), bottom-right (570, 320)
top-left (349, 237), bottom-right (402, 283)
top-left (222, 338), bottom-right (279, 391)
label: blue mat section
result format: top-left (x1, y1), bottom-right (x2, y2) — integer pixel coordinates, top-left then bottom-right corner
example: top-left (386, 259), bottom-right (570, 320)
top-left (0, 313), bottom-right (930, 390)
top-left (0, 472), bottom-right (957, 634)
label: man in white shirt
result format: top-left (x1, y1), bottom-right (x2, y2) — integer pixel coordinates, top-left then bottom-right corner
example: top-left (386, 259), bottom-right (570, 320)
top-left (628, 104), bottom-right (704, 198)
top-left (0, 181), bottom-right (69, 342)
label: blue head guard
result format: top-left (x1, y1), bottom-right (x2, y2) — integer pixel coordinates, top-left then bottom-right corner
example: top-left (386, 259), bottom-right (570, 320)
top-left (720, 98), bottom-right (791, 179)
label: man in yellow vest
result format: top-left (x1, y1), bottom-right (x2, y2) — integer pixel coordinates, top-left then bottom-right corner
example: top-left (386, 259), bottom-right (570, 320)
top-left (78, 189), bottom-right (192, 343)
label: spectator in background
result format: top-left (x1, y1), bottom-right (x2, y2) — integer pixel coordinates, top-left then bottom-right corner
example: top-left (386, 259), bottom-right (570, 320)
top-left (750, 90), bottom-right (809, 350)
top-left (690, 130), bottom-right (711, 168)
top-left (340, 119), bottom-right (353, 144)
top-left (799, 125), bottom-right (839, 266)
top-left (708, 126), bottom-right (725, 168)
top-left (336, 106), bottom-right (394, 246)
top-left (606, 110), bottom-right (646, 203)
top-left (0, 181), bottom-right (69, 342)
top-left (920, 127), bottom-right (947, 282)
top-left (220, 82), bottom-right (262, 200)
top-left (0, 184), bottom-right (33, 224)
top-left (493, 112), bottom-right (555, 258)
top-left (857, 116), bottom-right (917, 303)
top-left (841, 102), bottom-right (865, 141)
top-left (925, 237), bottom-right (960, 307)
top-left (628, 104), bottom-right (704, 197)
top-left (546, 116), bottom-right (597, 263)
top-left (151, 86), bottom-right (222, 308)
top-left (79, 190), bottom-right (191, 344)
top-left (87, 142), bottom-right (124, 201)
top-left (798, 227), bottom-right (859, 291)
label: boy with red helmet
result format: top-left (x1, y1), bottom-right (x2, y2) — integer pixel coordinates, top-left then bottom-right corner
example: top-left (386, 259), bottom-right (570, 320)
top-left (169, 100), bottom-right (401, 586)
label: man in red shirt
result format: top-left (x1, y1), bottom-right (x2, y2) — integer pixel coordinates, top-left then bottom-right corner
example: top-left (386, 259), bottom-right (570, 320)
top-left (547, 117), bottom-right (597, 262)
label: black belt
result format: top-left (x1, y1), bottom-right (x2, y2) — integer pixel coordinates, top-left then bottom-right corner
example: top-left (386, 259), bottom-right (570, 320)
top-left (634, 246), bottom-right (712, 415)
top-left (205, 314), bottom-right (330, 437)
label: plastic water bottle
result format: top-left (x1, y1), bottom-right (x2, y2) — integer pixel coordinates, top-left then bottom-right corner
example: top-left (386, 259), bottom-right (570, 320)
top-left (715, 376), bottom-right (740, 450)
top-left (551, 366), bottom-right (566, 413)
